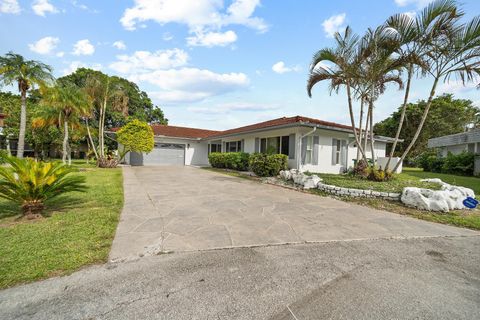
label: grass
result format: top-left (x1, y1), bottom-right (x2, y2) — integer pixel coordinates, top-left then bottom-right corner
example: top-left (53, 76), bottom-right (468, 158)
top-left (0, 161), bottom-right (123, 289)
top-left (402, 167), bottom-right (480, 195)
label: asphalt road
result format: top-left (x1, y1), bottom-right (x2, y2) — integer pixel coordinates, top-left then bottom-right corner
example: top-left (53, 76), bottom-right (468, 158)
top-left (1, 236), bottom-right (479, 320)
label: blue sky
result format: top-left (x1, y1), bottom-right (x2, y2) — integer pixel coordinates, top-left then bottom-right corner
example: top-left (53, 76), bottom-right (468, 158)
top-left (1, 0), bottom-right (479, 130)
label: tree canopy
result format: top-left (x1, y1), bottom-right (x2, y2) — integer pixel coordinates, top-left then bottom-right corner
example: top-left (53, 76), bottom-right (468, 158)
top-left (374, 94), bottom-right (479, 159)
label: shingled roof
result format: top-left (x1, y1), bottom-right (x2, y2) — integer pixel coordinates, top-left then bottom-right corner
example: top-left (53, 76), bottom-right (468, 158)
top-left (150, 124), bottom-right (220, 139)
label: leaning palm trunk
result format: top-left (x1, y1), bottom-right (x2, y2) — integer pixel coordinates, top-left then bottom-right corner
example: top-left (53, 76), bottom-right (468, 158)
top-left (17, 90), bottom-right (27, 158)
top-left (62, 119), bottom-right (69, 164)
top-left (385, 65), bottom-right (413, 171)
top-left (393, 77), bottom-right (439, 172)
top-left (346, 82), bottom-right (368, 163)
top-left (368, 103), bottom-right (376, 166)
top-left (356, 98), bottom-right (365, 161)
top-left (363, 106), bottom-right (370, 163)
top-left (85, 118), bottom-right (99, 159)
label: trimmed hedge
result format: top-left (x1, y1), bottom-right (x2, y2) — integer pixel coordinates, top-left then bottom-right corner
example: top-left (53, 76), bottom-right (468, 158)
top-left (249, 153), bottom-right (288, 177)
top-left (208, 152), bottom-right (250, 171)
top-left (417, 151), bottom-right (474, 176)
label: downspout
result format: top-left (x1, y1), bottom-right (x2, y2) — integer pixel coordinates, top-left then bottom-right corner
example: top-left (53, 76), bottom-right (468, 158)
top-left (297, 126), bottom-right (317, 171)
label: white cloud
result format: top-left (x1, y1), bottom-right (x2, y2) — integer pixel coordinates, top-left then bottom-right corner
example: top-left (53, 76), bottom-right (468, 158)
top-left (438, 80), bottom-right (478, 94)
top-left (56, 51), bottom-right (65, 57)
top-left (322, 13), bottom-right (346, 38)
top-left (28, 36), bottom-right (60, 55)
top-left (130, 68), bottom-right (249, 103)
top-left (112, 40), bottom-right (126, 50)
top-left (394, 0), bottom-right (432, 8)
top-left (0, 0), bottom-right (20, 14)
top-left (32, 0), bottom-right (58, 16)
top-left (109, 49), bottom-right (189, 74)
top-left (163, 32), bottom-right (174, 41)
top-left (72, 39), bottom-right (95, 55)
top-left (272, 61), bottom-right (300, 74)
top-left (187, 30), bottom-right (237, 47)
top-left (402, 11), bottom-right (416, 19)
top-left (188, 102), bottom-right (278, 114)
top-left (63, 61), bottom-right (102, 75)
top-left (120, 0), bottom-right (267, 47)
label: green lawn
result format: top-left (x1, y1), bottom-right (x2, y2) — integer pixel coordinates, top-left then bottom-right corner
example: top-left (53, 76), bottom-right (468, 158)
top-left (402, 167), bottom-right (480, 195)
top-left (307, 171), bottom-right (441, 193)
top-left (0, 163), bottom-right (123, 289)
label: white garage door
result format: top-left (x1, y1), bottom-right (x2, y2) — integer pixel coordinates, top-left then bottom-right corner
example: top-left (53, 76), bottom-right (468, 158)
top-left (130, 143), bottom-right (185, 166)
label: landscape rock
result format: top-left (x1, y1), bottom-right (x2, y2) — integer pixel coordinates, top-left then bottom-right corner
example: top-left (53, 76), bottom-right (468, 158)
top-left (401, 179), bottom-right (475, 212)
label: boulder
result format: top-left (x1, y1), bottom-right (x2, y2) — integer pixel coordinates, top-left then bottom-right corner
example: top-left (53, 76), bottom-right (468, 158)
top-left (279, 170), bottom-right (291, 180)
top-left (401, 179), bottom-right (475, 212)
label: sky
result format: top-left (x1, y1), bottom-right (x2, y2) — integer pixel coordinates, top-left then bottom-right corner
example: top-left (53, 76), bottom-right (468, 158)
top-left (0, 0), bottom-right (479, 130)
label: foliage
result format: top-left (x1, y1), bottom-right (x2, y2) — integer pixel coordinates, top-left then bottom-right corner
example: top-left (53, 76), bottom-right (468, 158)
top-left (375, 94), bottom-right (480, 158)
top-left (208, 152), bottom-right (250, 171)
top-left (366, 167), bottom-right (393, 182)
top-left (0, 157), bottom-right (87, 218)
top-left (0, 164), bottom-right (123, 288)
top-left (417, 151), bottom-right (474, 175)
top-left (0, 150), bottom-right (7, 164)
top-left (117, 119), bottom-right (154, 159)
top-left (249, 153), bottom-right (288, 177)
top-left (352, 159), bottom-right (369, 178)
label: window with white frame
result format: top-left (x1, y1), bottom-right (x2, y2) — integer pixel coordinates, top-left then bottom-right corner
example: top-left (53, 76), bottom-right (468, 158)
top-left (334, 139), bottom-right (341, 165)
top-left (209, 143), bottom-right (221, 153)
top-left (305, 136), bottom-right (313, 164)
top-left (226, 141), bottom-right (241, 152)
top-left (260, 136), bottom-right (290, 155)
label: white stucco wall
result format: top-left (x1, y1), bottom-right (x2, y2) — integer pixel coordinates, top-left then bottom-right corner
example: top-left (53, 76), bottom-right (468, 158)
top-left (440, 144), bottom-right (468, 157)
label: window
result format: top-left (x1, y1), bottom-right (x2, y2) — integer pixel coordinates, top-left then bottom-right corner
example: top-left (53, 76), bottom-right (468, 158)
top-left (334, 139), bottom-right (341, 165)
top-left (226, 141), bottom-right (241, 152)
top-left (260, 136), bottom-right (289, 155)
top-left (305, 136), bottom-right (313, 164)
top-left (209, 143), bottom-right (221, 153)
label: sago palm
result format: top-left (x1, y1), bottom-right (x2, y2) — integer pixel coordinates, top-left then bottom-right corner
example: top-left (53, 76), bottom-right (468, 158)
top-left (0, 52), bottom-right (54, 158)
top-left (39, 84), bottom-right (92, 165)
top-left (0, 156), bottom-right (87, 218)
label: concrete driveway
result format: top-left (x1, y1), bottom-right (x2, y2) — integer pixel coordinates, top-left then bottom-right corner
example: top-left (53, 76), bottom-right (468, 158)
top-left (110, 166), bottom-right (477, 261)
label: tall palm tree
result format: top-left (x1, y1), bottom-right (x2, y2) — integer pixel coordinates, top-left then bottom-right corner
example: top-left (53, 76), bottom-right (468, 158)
top-left (0, 52), bottom-right (53, 158)
top-left (357, 26), bottom-right (405, 166)
top-left (384, 0), bottom-right (460, 170)
top-left (392, 9), bottom-right (480, 172)
top-left (307, 27), bottom-right (368, 162)
top-left (39, 84), bottom-right (91, 165)
top-left (83, 74), bottom-right (128, 164)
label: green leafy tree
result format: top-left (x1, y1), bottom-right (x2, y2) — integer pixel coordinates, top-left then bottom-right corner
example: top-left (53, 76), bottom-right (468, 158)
top-left (0, 52), bottom-right (54, 158)
top-left (117, 119), bottom-right (154, 160)
top-left (374, 94), bottom-right (480, 159)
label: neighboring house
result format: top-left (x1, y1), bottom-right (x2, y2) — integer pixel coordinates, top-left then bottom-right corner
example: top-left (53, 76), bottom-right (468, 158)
top-left (428, 128), bottom-right (480, 175)
top-left (122, 115), bottom-right (400, 174)
top-left (428, 128), bottom-right (480, 156)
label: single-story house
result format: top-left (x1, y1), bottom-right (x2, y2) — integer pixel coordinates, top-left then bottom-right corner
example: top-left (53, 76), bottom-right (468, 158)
top-left (428, 128), bottom-right (480, 175)
top-left (428, 128), bottom-right (480, 157)
top-left (122, 115), bottom-right (400, 174)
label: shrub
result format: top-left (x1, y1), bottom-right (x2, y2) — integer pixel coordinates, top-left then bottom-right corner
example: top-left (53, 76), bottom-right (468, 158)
top-left (0, 150), bottom-right (8, 164)
top-left (117, 119), bottom-right (154, 163)
top-left (366, 167), bottom-right (393, 182)
top-left (0, 156), bottom-right (87, 218)
top-left (352, 159), bottom-right (369, 178)
top-left (249, 153), bottom-right (288, 177)
top-left (442, 151), bottom-right (474, 176)
top-left (208, 152), bottom-right (250, 171)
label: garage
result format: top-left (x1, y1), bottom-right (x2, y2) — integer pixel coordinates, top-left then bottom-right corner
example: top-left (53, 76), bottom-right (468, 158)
top-left (130, 143), bottom-right (185, 166)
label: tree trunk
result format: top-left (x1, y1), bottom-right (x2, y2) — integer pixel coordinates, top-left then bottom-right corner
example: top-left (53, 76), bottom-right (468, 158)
top-left (346, 81), bottom-right (367, 162)
top-left (62, 119), bottom-right (69, 164)
top-left (385, 65), bottom-right (413, 171)
top-left (393, 76), bottom-right (440, 172)
top-left (356, 98), bottom-right (365, 162)
top-left (85, 118), bottom-right (99, 159)
top-left (369, 102), bottom-right (376, 166)
top-left (17, 90), bottom-right (27, 158)
top-left (363, 106), bottom-right (370, 163)
top-left (99, 81), bottom-right (109, 160)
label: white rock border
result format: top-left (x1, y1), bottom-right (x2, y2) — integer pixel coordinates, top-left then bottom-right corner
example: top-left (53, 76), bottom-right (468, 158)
top-left (278, 169), bottom-right (401, 201)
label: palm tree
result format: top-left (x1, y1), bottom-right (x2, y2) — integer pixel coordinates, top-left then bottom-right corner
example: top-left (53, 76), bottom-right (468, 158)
top-left (39, 84), bottom-right (91, 165)
top-left (83, 74), bottom-right (128, 166)
top-left (307, 27), bottom-right (368, 162)
top-left (357, 26), bottom-right (405, 166)
top-left (384, 0), bottom-right (460, 171)
top-left (392, 8), bottom-right (480, 172)
top-left (0, 52), bottom-right (53, 158)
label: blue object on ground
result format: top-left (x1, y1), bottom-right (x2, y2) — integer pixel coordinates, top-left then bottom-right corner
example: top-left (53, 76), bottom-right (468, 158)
top-left (463, 197), bottom-right (479, 209)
